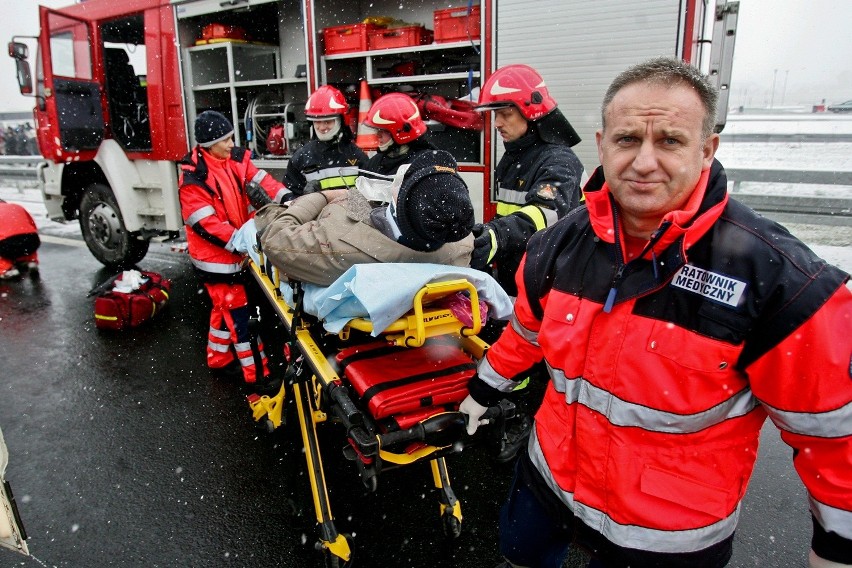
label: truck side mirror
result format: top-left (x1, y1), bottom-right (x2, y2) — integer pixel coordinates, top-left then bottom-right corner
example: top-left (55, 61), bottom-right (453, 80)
top-left (8, 41), bottom-right (28, 59)
top-left (8, 41), bottom-right (33, 96)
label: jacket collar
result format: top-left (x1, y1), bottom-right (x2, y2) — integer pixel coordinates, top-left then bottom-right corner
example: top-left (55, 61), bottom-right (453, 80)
top-left (583, 160), bottom-right (729, 261)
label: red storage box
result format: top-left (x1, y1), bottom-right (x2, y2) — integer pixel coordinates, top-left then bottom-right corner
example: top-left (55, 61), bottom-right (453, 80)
top-left (368, 26), bottom-right (434, 50)
top-left (434, 5), bottom-right (481, 43)
top-left (323, 23), bottom-right (382, 55)
top-left (336, 341), bottom-right (474, 419)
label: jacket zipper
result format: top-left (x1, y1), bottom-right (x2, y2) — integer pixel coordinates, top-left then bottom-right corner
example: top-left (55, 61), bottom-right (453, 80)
top-left (603, 201), bottom-right (673, 313)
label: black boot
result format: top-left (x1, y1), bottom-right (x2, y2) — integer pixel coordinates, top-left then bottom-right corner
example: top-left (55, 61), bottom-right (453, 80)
top-left (494, 413), bottom-right (533, 464)
top-left (250, 374), bottom-right (284, 397)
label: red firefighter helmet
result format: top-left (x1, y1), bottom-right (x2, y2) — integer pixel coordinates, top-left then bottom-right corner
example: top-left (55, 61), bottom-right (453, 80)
top-left (305, 85), bottom-right (348, 120)
top-left (476, 64), bottom-right (558, 121)
top-left (364, 92), bottom-right (427, 144)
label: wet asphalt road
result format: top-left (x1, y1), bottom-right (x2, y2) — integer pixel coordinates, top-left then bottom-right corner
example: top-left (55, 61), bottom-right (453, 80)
top-left (0, 235), bottom-right (814, 568)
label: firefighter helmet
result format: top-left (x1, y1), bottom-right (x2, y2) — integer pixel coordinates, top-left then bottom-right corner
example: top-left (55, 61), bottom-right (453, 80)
top-left (305, 85), bottom-right (349, 120)
top-left (476, 64), bottom-right (557, 121)
top-left (364, 92), bottom-right (427, 144)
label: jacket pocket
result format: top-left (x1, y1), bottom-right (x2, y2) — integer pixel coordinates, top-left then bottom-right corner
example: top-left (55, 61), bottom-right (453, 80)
top-left (640, 465), bottom-right (733, 519)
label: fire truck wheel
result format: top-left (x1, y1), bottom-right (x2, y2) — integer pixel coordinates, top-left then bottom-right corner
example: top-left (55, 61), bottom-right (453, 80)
top-left (79, 183), bottom-right (149, 268)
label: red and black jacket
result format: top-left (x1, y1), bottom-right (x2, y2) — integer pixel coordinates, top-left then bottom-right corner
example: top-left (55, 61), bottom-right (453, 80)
top-left (470, 160), bottom-right (852, 567)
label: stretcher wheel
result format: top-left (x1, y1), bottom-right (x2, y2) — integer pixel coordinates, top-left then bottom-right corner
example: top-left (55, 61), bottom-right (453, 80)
top-left (441, 511), bottom-right (462, 539)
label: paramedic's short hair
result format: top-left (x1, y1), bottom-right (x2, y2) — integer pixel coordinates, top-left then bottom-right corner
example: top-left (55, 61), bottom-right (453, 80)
top-left (601, 57), bottom-right (719, 139)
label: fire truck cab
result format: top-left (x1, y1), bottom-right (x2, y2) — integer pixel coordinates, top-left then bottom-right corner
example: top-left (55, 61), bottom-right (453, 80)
top-left (9, 0), bottom-right (738, 268)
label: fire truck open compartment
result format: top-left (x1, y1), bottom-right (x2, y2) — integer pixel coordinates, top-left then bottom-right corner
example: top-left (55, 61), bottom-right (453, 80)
top-left (176, 0), bottom-right (308, 159)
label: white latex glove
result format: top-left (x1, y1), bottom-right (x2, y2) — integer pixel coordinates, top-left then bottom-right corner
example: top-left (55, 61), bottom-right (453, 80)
top-left (810, 550), bottom-right (852, 568)
top-left (459, 395), bottom-right (489, 435)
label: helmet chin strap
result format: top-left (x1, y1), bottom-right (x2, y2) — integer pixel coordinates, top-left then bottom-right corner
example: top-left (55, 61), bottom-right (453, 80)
top-left (378, 136), bottom-right (394, 152)
top-left (314, 118), bottom-right (341, 141)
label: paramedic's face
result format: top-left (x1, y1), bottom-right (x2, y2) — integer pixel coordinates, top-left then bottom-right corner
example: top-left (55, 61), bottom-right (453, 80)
top-left (596, 82), bottom-right (719, 238)
top-left (494, 106), bottom-right (528, 143)
top-left (209, 136), bottom-right (234, 160)
top-left (313, 118), bottom-right (337, 136)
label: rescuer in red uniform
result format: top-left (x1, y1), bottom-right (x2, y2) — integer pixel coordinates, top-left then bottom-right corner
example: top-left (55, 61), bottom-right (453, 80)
top-left (461, 58), bottom-right (852, 568)
top-left (179, 111), bottom-right (291, 394)
top-left (0, 199), bottom-right (40, 280)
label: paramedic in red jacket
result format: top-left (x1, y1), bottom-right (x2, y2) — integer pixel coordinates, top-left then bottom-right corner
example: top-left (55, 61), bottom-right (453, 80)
top-left (0, 199), bottom-right (40, 280)
top-left (460, 57), bottom-right (852, 568)
top-left (179, 110), bottom-right (291, 394)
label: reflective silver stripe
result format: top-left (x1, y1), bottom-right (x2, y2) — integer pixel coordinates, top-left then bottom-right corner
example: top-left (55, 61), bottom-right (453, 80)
top-left (209, 327), bottom-right (231, 339)
top-left (251, 170), bottom-right (267, 185)
top-left (478, 355), bottom-right (521, 393)
top-left (541, 207), bottom-right (558, 227)
top-left (304, 166), bottom-right (359, 182)
top-left (549, 367), bottom-right (760, 434)
top-left (185, 205), bottom-right (216, 226)
top-left (496, 186), bottom-right (527, 205)
top-left (273, 188), bottom-right (291, 203)
top-left (207, 340), bottom-right (230, 353)
top-left (239, 354), bottom-right (254, 367)
top-left (510, 312), bottom-right (539, 346)
top-left (764, 401), bottom-right (852, 438)
top-left (234, 341), bottom-right (251, 352)
top-left (190, 258), bottom-right (242, 274)
top-left (528, 430), bottom-right (740, 553)
top-left (810, 496), bottom-right (852, 539)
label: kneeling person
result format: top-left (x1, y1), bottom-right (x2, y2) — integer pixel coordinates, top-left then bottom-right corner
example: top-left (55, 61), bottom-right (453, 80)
top-left (255, 150), bottom-right (475, 286)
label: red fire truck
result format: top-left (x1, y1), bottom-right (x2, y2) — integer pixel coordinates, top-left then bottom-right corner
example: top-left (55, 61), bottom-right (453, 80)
top-left (9, 0), bottom-right (738, 267)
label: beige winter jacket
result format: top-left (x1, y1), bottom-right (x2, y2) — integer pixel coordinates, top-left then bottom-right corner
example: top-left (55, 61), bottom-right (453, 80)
top-left (254, 190), bottom-right (474, 286)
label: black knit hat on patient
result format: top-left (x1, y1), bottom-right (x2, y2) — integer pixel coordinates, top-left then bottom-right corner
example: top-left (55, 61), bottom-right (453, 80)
top-left (195, 110), bottom-right (234, 147)
top-left (394, 150), bottom-right (475, 252)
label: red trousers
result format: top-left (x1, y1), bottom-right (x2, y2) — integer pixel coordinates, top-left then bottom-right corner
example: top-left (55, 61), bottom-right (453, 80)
top-left (203, 282), bottom-right (269, 384)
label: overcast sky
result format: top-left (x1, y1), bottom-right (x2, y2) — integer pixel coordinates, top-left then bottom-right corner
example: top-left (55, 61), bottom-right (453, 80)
top-left (1, 0), bottom-right (851, 112)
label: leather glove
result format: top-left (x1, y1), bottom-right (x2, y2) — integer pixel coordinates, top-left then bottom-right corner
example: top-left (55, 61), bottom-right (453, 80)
top-left (303, 179), bottom-right (322, 194)
top-left (810, 551), bottom-right (852, 568)
top-left (246, 181), bottom-right (273, 209)
top-left (471, 223), bottom-right (498, 270)
top-left (459, 394), bottom-right (489, 435)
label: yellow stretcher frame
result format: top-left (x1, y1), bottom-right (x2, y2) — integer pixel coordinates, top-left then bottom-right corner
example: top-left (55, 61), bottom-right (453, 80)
top-left (245, 249), bottom-right (507, 566)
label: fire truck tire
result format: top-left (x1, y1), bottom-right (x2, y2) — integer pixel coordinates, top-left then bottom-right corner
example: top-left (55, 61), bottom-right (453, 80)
top-left (79, 183), bottom-right (149, 268)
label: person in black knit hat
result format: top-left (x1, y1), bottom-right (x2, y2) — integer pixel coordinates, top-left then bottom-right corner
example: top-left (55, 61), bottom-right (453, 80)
top-left (253, 149), bottom-right (475, 286)
top-left (179, 110), bottom-right (292, 396)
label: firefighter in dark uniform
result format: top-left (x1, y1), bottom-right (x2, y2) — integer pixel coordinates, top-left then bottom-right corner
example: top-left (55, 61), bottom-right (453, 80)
top-left (362, 92), bottom-right (438, 176)
top-left (284, 85), bottom-right (369, 196)
top-left (472, 64), bottom-right (585, 297)
top-left (472, 64), bottom-right (585, 463)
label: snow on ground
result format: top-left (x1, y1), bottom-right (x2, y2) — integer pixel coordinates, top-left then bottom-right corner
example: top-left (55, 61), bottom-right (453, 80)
top-left (724, 112), bottom-right (852, 137)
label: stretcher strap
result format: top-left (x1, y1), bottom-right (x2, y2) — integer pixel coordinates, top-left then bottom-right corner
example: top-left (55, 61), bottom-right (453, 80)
top-left (359, 363), bottom-right (476, 408)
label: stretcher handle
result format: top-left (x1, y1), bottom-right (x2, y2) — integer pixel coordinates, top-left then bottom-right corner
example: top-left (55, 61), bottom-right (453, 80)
top-left (377, 399), bottom-right (517, 449)
top-left (378, 412), bottom-right (465, 449)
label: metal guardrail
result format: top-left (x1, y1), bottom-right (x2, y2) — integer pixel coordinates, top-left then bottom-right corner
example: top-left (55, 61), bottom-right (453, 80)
top-left (725, 167), bottom-right (852, 226)
top-left (0, 155), bottom-right (44, 180)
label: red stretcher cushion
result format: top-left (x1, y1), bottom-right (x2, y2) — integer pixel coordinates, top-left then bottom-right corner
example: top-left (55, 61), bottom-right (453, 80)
top-left (336, 341), bottom-right (475, 419)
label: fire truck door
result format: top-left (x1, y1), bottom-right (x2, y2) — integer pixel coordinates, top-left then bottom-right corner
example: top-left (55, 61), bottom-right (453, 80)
top-left (38, 7), bottom-right (104, 160)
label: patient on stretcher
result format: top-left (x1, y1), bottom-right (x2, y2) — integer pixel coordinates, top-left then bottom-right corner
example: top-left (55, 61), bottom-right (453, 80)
top-left (253, 150), bottom-right (475, 286)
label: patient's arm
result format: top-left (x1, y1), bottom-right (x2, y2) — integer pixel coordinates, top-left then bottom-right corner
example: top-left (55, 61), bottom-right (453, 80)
top-left (254, 192), bottom-right (355, 286)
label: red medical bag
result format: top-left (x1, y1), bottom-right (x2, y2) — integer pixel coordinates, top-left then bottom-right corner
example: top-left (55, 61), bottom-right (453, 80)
top-left (336, 340), bottom-right (475, 419)
top-left (94, 272), bottom-right (171, 331)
